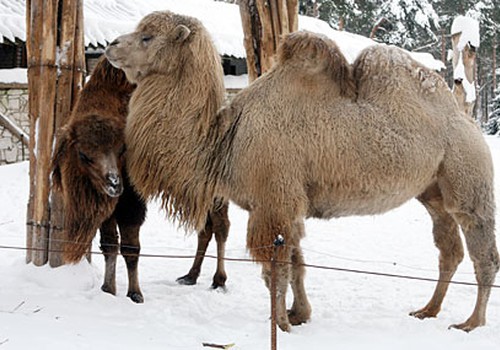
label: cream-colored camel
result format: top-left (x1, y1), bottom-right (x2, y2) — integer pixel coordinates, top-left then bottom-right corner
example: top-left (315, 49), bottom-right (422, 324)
top-left (106, 11), bottom-right (499, 332)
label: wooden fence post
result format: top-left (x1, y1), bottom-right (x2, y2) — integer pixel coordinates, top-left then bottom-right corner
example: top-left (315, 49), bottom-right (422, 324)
top-left (26, 0), bottom-right (85, 266)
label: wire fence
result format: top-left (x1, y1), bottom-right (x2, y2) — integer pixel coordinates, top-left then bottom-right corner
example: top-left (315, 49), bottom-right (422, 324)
top-left (0, 241), bottom-right (498, 289)
top-left (1, 236), bottom-right (499, 350)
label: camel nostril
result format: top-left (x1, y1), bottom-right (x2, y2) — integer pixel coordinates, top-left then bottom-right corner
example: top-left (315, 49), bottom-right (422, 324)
top-left (106, 173), bottom-right (120, 188)
top-left (109, 39), bottom-right (120, 47)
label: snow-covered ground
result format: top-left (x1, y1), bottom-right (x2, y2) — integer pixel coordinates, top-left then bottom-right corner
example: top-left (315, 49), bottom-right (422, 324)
top-left (1, 136), bottom-right (500, 349)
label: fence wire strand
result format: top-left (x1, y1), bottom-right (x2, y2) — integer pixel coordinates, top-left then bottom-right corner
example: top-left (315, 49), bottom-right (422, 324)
top-left (1, 243), bottom-right (499, 289)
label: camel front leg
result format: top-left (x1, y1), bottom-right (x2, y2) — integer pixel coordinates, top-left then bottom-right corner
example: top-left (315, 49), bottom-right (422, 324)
top-left (177, 228), bottom-right (212, 286)
top-left (262, 261), bottom-right (292, 332)
top-left (211, 202), bottom-right (230, 288)
top-left (99, 217), bottom-right (119, 296)
top-left (288, 246), bottom-right (311, 325)
top-left (119, 223), bottom-right (143, 303)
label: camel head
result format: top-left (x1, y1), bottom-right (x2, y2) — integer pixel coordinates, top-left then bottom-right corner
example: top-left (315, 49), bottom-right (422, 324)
top-left (105, 11), bottom-right (196, 84)
top-left (52, 115), bottom-right (125, 198)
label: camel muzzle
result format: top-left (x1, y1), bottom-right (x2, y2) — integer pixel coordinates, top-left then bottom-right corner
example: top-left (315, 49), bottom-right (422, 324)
top-left (104, 173), bottom-right (123, 197)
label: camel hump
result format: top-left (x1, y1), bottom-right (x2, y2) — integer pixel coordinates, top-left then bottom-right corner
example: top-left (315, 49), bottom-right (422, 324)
top-left (353, 44), bottom-right (447, 96)
top-left (277, 31), bottom-right (355, 97)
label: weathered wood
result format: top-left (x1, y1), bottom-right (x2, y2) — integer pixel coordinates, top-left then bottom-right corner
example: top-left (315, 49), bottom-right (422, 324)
top-left (255, 0), bottom-right (276, 74)
top-left (239, 0), bottom-right (298, 83)
top-left (286, 0), bottom-right (298, 32)
top-left (49, 0), bottom-right (84, 267)
top-left (26, 0), bottom-right (85, 266)
top-left (239, 0), bottom-right (261, 82)
top-left (31, 0), bottom-right (59, 266)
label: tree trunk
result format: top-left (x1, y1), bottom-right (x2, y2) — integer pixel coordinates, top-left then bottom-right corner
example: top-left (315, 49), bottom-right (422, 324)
top-left (493, 34), bottom-right (497, 94)
top-left (440, 29), bottom-right (446, 78)
top-left (239, 0), bottom-right (298, 82)
top-left (451, 32), bottom-right (476, 118)
top-left (26, 0), bottom-right (85, 266)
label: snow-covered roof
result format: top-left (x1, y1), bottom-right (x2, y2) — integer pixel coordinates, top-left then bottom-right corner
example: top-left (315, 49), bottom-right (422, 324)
top-left (451, 15), bottom-right (480, 50)
top-left (0, 0), bottom-right (444, 71)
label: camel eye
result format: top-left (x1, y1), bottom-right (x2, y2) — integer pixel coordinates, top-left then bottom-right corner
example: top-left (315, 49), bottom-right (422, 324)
top-left (79, 151), bottom-right (93, 164)
top-left (142, 35), bottom-right (153, 44)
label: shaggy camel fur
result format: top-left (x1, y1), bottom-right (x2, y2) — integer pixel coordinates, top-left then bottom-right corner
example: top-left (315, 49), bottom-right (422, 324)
top-left (105, 11), bottom-right (230, 288)
top-left (106, 13), bottom-right (498, 332)
top-left (52, 56), bottom-right (147, 303)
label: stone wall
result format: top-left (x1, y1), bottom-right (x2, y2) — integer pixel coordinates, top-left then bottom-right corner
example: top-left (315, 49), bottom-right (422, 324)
top-left (0, 86), bottom-right (242, 166)
top-left (0, 85), bottom-right (29, 165)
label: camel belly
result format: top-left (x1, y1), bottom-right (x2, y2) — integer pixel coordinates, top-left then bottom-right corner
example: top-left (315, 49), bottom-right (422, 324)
top-left (305, 169), bottom-right (437, 219)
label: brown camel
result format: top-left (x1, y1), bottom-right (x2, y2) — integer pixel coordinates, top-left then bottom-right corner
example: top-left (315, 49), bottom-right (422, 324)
top-left (52, 56), bottom-right (147, 302)
top-left (105, 12), bottom-right (498, 332)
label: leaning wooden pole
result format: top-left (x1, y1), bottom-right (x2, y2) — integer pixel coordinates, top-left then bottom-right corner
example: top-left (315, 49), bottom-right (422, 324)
top-left (26, 0), bottom-right (85, 266)
top-left (239, 0), bottom-right (298, 83)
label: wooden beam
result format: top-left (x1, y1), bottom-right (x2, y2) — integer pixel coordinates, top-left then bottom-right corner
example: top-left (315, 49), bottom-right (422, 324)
top-left (0, 112), bottom-right (30, 147)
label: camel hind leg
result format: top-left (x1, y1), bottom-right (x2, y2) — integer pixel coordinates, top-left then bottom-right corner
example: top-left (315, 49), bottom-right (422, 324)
top-left (411, 183), bottom-right (464, 319)
top-left (449, 211), bottom-right (499, 331)
top-left (437, 140), bottom-right (499, 331)
top-left (177, 201), bottom-right (230, 289)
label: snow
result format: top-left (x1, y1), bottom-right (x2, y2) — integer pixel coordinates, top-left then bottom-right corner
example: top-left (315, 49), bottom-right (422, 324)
top-left (0, 68), bottom-right (27, 84)
top-left (451, 16), bottom-right (480, 50)
top-left (1, 136), bottom-right (500, 349)
top-left (0, 0), bottom-right (444, 73)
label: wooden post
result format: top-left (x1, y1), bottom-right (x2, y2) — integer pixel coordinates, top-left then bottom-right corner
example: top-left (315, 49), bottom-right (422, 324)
top-left (26, 0), bottom-right (85, 266)
top-left (239, 0), bottom-right (298, 83)
top-left (49, 0), bottom-right (85, 267)
top-left (26, 0), bottom-right (58, 266)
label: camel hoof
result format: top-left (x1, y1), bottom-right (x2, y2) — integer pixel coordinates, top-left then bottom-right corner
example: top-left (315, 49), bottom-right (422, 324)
top-left (211, 282), bottom-right (227, 291)
top-left (409, 309), bottom-right (437, 320)
top-left (448, 320), bottom-right (484, 333)
top-left (176, 274), bottom-right (197, 286)
top-left (127, 291), bottom-right (144, 304)
top-left (211, 274), bottom-right (227, 289)
top-left (287, 309), bottom-right (310, 326)
top-left (278, 321), bottom-right (292, 332)
top-left (101, 284), bottom-right (116, 296)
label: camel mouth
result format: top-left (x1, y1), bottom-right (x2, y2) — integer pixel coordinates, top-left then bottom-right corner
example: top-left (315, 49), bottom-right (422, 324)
top-left (103, 173), bottom-right (123, 197)
top-left (105, 54), bottom-right (123, 69)
top-left (104, 184), bottom-right (123, 198)
top-left (104, 48), bottom-right (123, 69)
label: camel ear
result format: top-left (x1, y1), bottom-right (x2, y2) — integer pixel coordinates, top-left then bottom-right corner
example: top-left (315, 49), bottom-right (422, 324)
top-left (51, 126), bottom-right (71, 189)
top-left (174, 25), bottom-right (191, 43)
